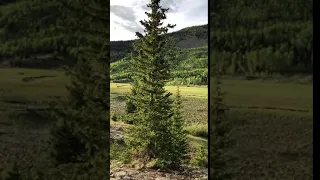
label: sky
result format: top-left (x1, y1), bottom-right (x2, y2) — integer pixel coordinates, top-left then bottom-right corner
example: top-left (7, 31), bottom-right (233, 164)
top-left (110, 0), bottom-right (208, 41)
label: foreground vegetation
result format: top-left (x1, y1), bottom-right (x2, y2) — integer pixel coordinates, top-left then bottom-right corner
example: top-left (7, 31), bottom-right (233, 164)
top-left (0, 67), bottom-right (313, 178)
top-left (109, 77), bottom-right (313, 179)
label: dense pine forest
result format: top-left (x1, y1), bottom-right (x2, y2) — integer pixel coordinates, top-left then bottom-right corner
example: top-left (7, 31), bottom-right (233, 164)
top-left (211, 0), bottom-right (313, 76)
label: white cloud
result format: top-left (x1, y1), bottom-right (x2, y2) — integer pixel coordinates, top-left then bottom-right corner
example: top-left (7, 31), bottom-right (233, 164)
top-left (110, 0), bottom-right (208, 41)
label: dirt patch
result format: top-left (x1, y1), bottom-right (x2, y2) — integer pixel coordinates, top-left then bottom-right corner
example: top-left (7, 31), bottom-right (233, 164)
top-left (21, 75), bottom-right (56, 82)
top-left (110, 123), bottom-right (208, 179)
top-left (111, 167), bottom-right (207, 180)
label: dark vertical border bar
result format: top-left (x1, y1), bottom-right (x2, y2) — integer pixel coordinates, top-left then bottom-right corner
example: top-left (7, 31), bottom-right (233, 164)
top-left (207, 0), bottom-right (211, 179)
top-left (313, 0), bottom-right (316, 178)
top-left (107, 0), bottom-right (111, 176)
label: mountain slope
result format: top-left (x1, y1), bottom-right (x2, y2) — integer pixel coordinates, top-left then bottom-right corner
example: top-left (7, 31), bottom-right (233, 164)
top-left (111, 46), bottom-right (208, 85)
top-left (110, 24), bottom-right (207, 62)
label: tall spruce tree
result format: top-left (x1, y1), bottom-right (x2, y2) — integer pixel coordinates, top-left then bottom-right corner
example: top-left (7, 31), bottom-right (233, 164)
top-left (125, 0), bottom-right (186, 168)
top-left (210, 69), bottom-right (233, 179)
top-left (48, 57), bottom-right (95, 164)
top-left (46, 0), bottom-right (110, 179)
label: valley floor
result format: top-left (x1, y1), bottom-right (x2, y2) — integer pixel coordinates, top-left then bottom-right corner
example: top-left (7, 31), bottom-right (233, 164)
top-left (0, 68), bottom-right (313, 179)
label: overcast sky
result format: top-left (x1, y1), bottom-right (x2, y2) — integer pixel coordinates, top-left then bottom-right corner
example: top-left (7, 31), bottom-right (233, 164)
top-left (110, 0), bottom-right (208, 41)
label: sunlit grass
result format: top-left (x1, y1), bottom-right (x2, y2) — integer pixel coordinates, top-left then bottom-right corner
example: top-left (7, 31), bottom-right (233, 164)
top-left (111, 83), bottom-right (208, 99)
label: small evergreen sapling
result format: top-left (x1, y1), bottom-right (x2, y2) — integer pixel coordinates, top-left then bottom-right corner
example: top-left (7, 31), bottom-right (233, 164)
top-left (210, 70), bottom-right (234, 179)
top-left (170, 87), bottom-right (188, 166)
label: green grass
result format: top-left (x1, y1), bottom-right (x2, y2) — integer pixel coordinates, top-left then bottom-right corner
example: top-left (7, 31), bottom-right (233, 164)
top-left (111, 83), bottom-right (208, 99)
top-left (0, 68), bottom-right (67, 103)
top-left (184, 124), bottom-right (208, 139)
top-left (110, 83), bottom-right (208, 125)
top-left (216, 79), bottom-right (313, 112)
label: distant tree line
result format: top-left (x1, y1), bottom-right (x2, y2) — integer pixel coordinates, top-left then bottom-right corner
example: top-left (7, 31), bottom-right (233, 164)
top-left (111, 46), bottom-right (208, 85)
top-left (0, 0), bottom-right (78, 67)
top-left (211, 0), bottom-right (313, 76)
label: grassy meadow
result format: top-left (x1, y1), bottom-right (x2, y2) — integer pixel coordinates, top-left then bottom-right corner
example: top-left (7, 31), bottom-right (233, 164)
top-left (217, 78), bottom-right (313, 179)
top-left (0, 67), bottom-right (313, 178)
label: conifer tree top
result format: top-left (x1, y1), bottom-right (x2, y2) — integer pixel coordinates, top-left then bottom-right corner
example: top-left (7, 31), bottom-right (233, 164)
top-left (135, 0), bottom-right (176, 39)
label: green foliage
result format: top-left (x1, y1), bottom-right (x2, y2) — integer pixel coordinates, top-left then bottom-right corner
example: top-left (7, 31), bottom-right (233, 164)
top-left (125, 89), bottom-right (137, 114)
top-left (210, 0), bottom-right (313, 76)
top-left (48, 57), bottom-right (109, 179)
top-left (184, 124), bottom-right (208, 139)
top-left (0, 0), bottom-right (77, 67)
top-left (191, 146), bottom-right (208, 168)
top-left (169, 87), bottom-right (188, 165)
top-left (48, 116), bottom-right (87, 164)
top-left (54, 0), bottom-right (109, 172)
top-left (125, 0), bottom-right (187, 169)
top-left (0, 0), bottom-right (111, 179)
top-left (111, 46), bottom-right (208, 85)
top-left (110, 25), bottom-right (207, 62)
top-left (210, 70), bottom-right (233, 179)
top-left (111, 113), bottom-right (118, 122)
top-left (110, 143), bottom-right (132, 164)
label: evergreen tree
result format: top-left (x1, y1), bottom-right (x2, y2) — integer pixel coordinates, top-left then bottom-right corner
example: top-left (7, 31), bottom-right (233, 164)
top-left (125, 0), bottom-right (186, 168)
top-left (171, 87), bottom-right (188, 165)
top-left (125, 88), bottom-right (137, 114)
top-left (48, 57), bottom-right (94, 165)
top-left (0, 0), bottom-right (110, 178)
top-left (46, 0), bottom-right (110, 178)
top-left (210, 69), bottom-right (233, 179)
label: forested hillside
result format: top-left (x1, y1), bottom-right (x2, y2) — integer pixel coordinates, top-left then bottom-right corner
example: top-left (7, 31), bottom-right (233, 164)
top-left (0, 0), bottom-right (77, 68)
top-left (111, 46), bottom-right (208, 85)
top-left (0, 0), bottom-right (207, 68)
top-left (211, 0), bottom-right (313, 76)
top-left (110, 25), bottom-right (207, 62)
